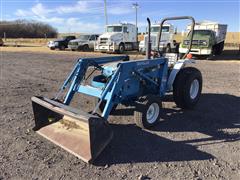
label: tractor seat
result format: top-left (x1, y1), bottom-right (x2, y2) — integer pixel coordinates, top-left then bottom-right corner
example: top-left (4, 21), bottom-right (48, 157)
top-left (91, 75), bottom-right (107, 89)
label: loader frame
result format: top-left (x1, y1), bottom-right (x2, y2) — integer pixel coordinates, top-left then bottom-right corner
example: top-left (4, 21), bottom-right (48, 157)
top-left (55, 56), bottom-right (169, 120)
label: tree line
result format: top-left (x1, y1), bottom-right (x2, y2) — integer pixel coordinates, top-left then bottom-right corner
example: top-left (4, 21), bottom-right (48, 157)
top-left (0, 20), bottom-right (58, 38)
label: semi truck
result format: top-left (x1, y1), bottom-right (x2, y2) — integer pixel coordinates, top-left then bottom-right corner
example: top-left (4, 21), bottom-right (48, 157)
top-left (95, 23), bottom-right (137, 53)
top-left (179, 21), bottom-right (227, 56)
top-left (139, 23), bottom-right (178, 54)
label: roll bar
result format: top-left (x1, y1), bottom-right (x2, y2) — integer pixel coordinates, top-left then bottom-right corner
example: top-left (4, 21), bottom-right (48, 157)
top-left (157, 16), bottom-right (195, 58)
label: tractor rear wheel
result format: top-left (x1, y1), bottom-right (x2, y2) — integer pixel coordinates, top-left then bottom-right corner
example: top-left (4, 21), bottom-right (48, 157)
top-left (173, 67), bottom-right (202, 109)
top-left (134, 95), bottom-right (162, 129)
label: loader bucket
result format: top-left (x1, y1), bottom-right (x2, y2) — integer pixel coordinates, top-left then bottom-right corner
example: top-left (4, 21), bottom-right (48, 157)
top-left (31, 96), bottom-right (113, 163)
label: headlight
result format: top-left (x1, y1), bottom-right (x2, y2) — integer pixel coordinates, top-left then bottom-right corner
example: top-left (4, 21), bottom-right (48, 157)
top-left (199, 40), bottom-right (207, 46)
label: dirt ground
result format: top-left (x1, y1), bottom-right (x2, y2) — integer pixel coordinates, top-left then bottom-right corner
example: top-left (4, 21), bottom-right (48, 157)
top-left (0, 47), bottom-right (240, 180)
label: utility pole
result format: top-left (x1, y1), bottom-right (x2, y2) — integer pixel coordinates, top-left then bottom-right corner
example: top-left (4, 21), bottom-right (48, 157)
top-left (104, 0), bottom-right (108, 26)
top-left (132, 2), bottom-right (139, 43)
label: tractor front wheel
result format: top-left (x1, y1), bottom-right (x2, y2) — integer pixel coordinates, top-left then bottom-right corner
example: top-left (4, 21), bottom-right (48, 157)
top-left (134, 95), bottom-right (162, 129)
top-left (173, 67), bottom-right (202, 109)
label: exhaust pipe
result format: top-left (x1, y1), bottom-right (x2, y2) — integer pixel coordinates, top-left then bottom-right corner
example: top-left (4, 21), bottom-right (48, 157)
top-left (146, 18), bottom-right (151, 59)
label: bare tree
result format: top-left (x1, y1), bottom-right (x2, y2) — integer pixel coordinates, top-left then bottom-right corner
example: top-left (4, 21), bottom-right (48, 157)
top-left (0, 20), bottom-right (58, 38)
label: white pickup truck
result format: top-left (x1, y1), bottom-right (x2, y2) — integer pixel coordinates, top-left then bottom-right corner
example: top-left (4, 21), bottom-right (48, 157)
top-left (139, 23), bottom-right (178, 54)
top-left (179, 21), bottom-right (227, 56)
top-left (95, 23), bottom-right (137, 53)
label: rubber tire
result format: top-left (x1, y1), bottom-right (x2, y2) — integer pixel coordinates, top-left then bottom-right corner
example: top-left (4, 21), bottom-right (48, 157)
top-left (59, 45), bottom-right (65, 51)
top-left (166, 44), bottom-right (171, 53)
top-left (215, 41), bottom-right (224, 55)
top-left (118, 43), bottom-right (125, 54)
top-left (134, 95), bottom-right (162, 129)
top-left (173, 67), bottom-right (202, 109)
top-left (50, 47), bottom-right (55, 50)
top-left (83, 44), bottom-right (90, 52)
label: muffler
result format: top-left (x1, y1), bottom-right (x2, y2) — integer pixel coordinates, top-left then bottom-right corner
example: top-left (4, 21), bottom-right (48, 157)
top-left (31, 96), bottom-right (113, 163)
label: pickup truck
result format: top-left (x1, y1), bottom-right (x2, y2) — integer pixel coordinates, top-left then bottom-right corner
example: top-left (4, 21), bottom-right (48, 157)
top-left (68, 34), bottom-right (99, 51)
top-left (48, 36), bottom-right (76, 50)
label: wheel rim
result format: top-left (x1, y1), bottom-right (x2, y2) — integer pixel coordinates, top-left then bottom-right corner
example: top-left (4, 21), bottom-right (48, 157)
top-left (190, 79), bottom-right (199, 99)
top-left (146, 103), bottom-right (160, 124)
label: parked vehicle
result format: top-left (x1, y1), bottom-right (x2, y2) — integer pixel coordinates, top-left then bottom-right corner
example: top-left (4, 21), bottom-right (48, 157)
top-left (95, 23), bottom-right (138, 53)
top-left (179, 21), bottom-right (227, 56)
top-left (0, 38), bottom-right (3, 46)
top-left (68, 34), bottom-right (99, 51)
top-left (139, 23), bottom-right (178, 54)
top-left (48, 36), bottom-right (76, 50)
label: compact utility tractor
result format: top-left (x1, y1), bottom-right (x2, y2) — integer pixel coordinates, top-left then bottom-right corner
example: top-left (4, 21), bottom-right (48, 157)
top-left (31, 16), bottom-right (202, 163)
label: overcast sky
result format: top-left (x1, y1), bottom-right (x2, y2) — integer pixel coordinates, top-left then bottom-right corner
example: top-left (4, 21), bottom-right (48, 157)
top-left (1, 0), bottom-right (239, 33)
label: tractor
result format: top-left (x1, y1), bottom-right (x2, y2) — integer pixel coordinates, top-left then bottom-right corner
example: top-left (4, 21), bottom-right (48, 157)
top-left (31, 16), bottom-right (202, 163)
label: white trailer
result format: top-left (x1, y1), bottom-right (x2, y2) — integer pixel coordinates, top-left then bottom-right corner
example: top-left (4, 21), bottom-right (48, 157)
top-left (95, 23), bottom-right (137, 53)
top-left (179, 21), bottom-right (227, 56)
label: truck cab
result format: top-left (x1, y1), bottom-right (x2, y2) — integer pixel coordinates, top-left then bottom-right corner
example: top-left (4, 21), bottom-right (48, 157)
top-left (139, 24), bottom-right (178, 54)
top-left (180, 30), bottom-right (216, 56)
top-left (95, 23), bottom-right (137, 53)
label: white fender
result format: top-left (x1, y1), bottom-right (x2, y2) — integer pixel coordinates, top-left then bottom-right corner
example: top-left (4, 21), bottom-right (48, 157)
top-left (167, 59), bottom-right (195, 90)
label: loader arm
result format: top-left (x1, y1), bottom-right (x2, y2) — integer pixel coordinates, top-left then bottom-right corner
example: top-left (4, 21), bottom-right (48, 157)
top-left (54, 56), bottom-right (129, 104)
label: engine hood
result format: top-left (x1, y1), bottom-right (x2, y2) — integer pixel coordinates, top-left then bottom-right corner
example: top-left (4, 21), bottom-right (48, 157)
top-left (69, 39), bottom-right (88, 43)
top-left (143, 33), bottom-right (171, 42)
top-left (99, 32), bottom-right (123, 40)
top-left (185, 34), bottom-right (211, 41)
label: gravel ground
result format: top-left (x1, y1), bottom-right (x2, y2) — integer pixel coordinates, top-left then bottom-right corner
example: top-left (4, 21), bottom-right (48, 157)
top-left (0, 48), bottom-right (240, 180)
